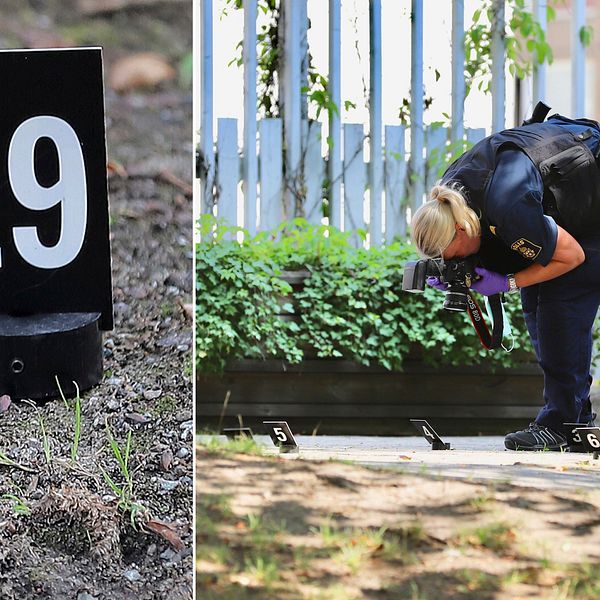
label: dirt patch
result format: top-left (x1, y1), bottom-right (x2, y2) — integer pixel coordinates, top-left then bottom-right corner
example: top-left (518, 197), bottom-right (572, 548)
top-left (197, 445), bottom-right (600, 599)
top-left (31, 486), bottom-right (121, 560)
top-left (0, 2), bottom-right (192, 598)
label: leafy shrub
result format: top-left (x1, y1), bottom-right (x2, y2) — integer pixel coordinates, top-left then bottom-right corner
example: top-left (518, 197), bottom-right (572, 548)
top-left (196, 216), bottom-right (535, 373)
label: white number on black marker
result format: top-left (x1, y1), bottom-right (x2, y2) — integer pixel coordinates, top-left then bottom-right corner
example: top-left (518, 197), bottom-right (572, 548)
top-left (572, 429), bottom-right (582, 444)
top-left (273, 427), bottom-right (287, 443)
top-left (422, 426), bottom-right (433, 440)
top-left (9, 116), bottom-right (87, 269)
top-left (587, 433), bottom-right (600, 449)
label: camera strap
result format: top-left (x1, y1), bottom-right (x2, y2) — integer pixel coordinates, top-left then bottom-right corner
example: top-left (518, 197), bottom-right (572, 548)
top-left (484, 295), bottom-right (514, 352)
top-left (466, 292), bottom-right (503, 349)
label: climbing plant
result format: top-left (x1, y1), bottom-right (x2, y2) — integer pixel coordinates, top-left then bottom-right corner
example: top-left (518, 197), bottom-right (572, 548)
top-left (224, 0), bottom-right (280, 118)
top-left (465, 0), bottom-right (556, 96)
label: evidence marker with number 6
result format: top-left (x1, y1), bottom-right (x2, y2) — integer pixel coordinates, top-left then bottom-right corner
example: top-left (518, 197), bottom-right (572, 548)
top-left (572, 427), bottom-right (600, 457)
top-left (0, 48), bottom-right (112, 400)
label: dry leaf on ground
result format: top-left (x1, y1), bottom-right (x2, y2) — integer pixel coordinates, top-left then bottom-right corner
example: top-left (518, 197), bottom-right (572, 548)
top-left (146, 518), bottom-right (185, 551)
top-left (108, 52), bottom-right (176, 93)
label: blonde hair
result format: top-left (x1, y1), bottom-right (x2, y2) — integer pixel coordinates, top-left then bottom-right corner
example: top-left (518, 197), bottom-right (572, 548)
top-left (411, 183), bottom-right (481, 258)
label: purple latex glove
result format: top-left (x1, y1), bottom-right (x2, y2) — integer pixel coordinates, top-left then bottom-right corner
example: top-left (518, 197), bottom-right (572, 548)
top-left (470, 267), bottom-right (509, 296)
top-left (426, 276), bottom-right (449, 292)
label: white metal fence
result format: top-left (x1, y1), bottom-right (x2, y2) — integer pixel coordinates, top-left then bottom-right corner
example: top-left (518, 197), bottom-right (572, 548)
top-left (212, 116), bottom-right (486, 244)
top-left (197, 0), bottom-right (589, 245)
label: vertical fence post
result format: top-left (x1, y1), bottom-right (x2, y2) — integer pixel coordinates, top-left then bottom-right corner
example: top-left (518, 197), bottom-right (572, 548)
top-left (300, 0), bottom-right (309, 121)
top-left (343, 124), bottom-right (366, 246)
top-left (216, 119), bottom-right (239, 232)
top-left (532, 0), bottom-right (547, 103)
top-left (200, 0), bottom-right (214, 214)
top-left (571, 0), bottom-right (586, 117)
top-left (384, 125), bottom-right (407, 241)
top-left (243, 0), bottom-right (258, 234)
top-left (282, 0), bottom-right (302, 219)
top-left (193, 0), bottom-right (200, 204)
top-left (259, 119), bottom-right (284, 230)
top-left (491, 0), bottom-right (505, 133)
top-left (410, 0), bottom-right (424, 212)
top-left (451, 0), bottom-right (465, 147)
top-left (328, 0), bottom-right (342, 230)
top-left (369, 0), bottom-right (383, 246)
top-left (304, 122), bottom-right (325, 224)
top-left (425, 126), bottom-right (447, 191)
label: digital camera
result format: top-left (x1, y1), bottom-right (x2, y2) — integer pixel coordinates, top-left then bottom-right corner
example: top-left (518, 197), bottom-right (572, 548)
top-left (402, 256), bottom-right (479, 312)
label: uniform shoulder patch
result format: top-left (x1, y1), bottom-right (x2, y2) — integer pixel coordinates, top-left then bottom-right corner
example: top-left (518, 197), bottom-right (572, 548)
top-left (510, 238), bottom-right (542, 260)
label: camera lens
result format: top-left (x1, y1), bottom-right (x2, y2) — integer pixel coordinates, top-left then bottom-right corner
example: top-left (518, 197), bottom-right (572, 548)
top-left (443, 290), bottom-right (468, 312)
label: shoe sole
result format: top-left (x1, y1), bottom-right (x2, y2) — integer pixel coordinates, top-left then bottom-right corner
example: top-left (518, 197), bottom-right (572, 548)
top-left (504, 440), bottom-right (568, 451)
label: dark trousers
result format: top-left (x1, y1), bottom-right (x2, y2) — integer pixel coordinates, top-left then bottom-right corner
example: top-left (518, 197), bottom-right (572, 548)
top-left (520, 234), bottom-right (600, 433)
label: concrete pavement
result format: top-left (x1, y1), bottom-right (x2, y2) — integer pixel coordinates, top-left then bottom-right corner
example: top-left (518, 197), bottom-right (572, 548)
top-left (200, 434), bottom-right (600, 491)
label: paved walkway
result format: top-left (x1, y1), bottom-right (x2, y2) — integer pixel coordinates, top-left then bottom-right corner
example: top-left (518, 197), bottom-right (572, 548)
top-left (203, 434), bottom-right (600, 492)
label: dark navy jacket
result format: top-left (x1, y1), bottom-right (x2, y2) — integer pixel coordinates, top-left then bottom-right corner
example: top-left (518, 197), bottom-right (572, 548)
top-left (441, 115), bottom-right (600, 274)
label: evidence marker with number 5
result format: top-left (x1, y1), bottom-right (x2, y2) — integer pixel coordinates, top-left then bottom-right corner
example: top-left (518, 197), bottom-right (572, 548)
top-left (0, 48), bottom-right (112, 400)
top-left (263, 421), bottom-right (299, 453)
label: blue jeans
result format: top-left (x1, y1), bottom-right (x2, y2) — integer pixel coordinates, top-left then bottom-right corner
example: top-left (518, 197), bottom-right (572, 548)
top-left (520, 234), bottom-right (600, 433)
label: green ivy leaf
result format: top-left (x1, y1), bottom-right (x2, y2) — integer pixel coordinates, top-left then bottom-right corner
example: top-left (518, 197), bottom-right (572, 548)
top-left (580, 25), bottom-right (593, 47)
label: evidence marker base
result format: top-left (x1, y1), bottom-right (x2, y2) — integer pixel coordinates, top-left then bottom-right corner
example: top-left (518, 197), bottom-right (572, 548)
top-left (0, 312), bottom-right (103, 400)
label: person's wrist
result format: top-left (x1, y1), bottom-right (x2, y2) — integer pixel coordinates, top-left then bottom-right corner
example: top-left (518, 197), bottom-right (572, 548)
top-left (507, 274), bottom-right (519, 293)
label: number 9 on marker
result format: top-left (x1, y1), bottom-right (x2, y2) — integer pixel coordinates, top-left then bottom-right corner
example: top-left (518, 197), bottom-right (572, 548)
top-left (0, 48), bottom-right (112, 329)
top-left (9, 115), bottom-right (87, 269)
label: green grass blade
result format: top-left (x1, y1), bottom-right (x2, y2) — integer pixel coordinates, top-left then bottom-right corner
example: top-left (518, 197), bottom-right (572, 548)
top-left (72, 381), bottom-right (81, 461)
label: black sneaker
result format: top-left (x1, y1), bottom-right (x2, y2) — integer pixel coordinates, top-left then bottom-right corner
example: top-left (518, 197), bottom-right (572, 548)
top-left (504, 423), bottom-right (568, 451)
